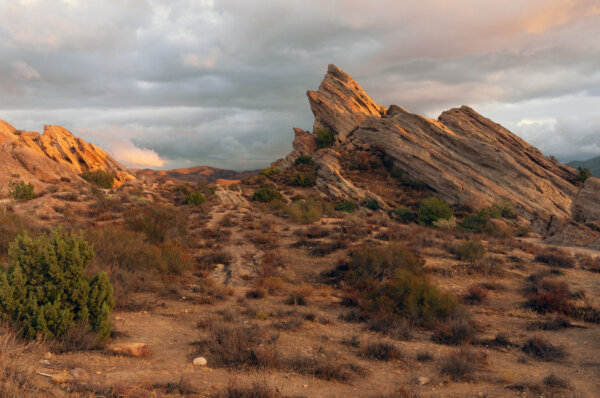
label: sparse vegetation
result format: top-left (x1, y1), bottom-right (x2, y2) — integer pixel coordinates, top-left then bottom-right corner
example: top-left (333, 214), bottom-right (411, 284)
top-left (440, 348), bottom-right (484, 381)
top-left (81, 169), bottom-right (115, 189)
top-left (294, 155), bottom-right (312, 165)
top-left (521, 336), bottom-right (566, 361)
top-left (418, 197), bottom-right (453, 226)
top-left (252, 186), bottom-right (283, 202)
top-left (288, 172), bottom-right (316, 187)
top-left (577, 166), bottom-right (591, 182)
top-left (259, 167), bottom-right (280, 178)
top-left (392, 207), bottom-right (417, 223)
top-left (8, 180), bottom-right (35, 201)
top-left (453, 240), bottom-right (486, 262)
top-left (186, 191), bottom-right (206, 205)
top-left (335, 201), bottom-right (356, 213)
top-left (316, 127), bottom-right (335, 148)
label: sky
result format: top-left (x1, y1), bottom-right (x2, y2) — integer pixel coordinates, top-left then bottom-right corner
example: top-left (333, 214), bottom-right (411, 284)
top-left (1, 0), bottom-right (599, 170)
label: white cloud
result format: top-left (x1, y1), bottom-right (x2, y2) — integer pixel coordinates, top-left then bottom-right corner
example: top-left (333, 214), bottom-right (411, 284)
top-left (110, 141), bottom-right (167, 168)
top-left (11, 61), bottom-right (40, 80)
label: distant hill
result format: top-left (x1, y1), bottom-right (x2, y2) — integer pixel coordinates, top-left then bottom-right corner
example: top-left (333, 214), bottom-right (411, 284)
top-left (135, 165), bottom-right (257, 185)
top-left (569, 156), bottom-right (600, 177)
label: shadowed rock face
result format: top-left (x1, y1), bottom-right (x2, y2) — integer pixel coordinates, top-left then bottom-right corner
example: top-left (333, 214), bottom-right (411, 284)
top-left (0, 120), bottom-right (133, 189)
top-left (282, 64), bottom-right (599, 234)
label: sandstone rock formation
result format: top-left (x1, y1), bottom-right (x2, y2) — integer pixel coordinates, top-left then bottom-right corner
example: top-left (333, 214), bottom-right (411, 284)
top-left (0, 120), bottom-right (133, 190)
top-left (281, 64), bottom-right (599, 236)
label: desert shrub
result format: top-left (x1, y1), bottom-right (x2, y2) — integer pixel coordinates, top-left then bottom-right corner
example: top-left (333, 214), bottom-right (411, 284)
top-left (284, 284), bottom-right (313, 306)
top-left (463, 285), bottom-right (488, 304)
top-left (433, 216), bottom-right (457, 230)
top-left (439, 348), bottom-right (483, 381)
top-left (81, 169), bottom-right (114, 189)
top-left (252, 187), bottom-right (283, 203)
top-left (361, 341), bottom-right (401, 361)
top-left (212, 380), bottom-right (282, 398)
top-left (245, 288), bottom-right (266, 299)
top-left (492, 201), bottom-right (517, 218)
top-left (453, 240), bottom-right (486, 262)
top-left (259, 167), bottom-right (280, 178)
top-left (286, 197), bottom-right (333, 224)
top-left (186, 191), bottom-right (206, 206)
top-left (521, 336), bottom-right (566, 361)
top-left (416, 351), bottom-right (434, 362)
top-left (431, 313), bottom-right (477, 345)
top-left (516, 224), bottom-right (531, 237)
top-left (535, 249), bottom-right (575, 268)
top-left (8, 180), bottom-right (35, 201)
top-left (528, 315), bottom-right (572, 331)
top-left (0, 229), bottom-right (114, 340)
top-left (335, 201), bottom-right (356, 213)
top-left (365, 199), bottom-right (380, 210)
top-left (418, 197), bottom-right (453, 226)
top-left (193, 322), bottom-right (279, 370)
top-left (342, 243), bottom-right (425, 285)
top-left (543, 373), bottom-right (570, 389)
top-left (294, 155), bottom-right (312, 165)
top-left (392, 207), bottom-right (417, 223)
top-left (284, 352), bottom-right (362, 382)
top-left (316, 127), bottom-right (335, 148)
top-left (0, 324), bottom-right (44, 397)
top-left (288, 172), bottom-right (316, 187)
top-left (124, 204), bottom-right (187, 243)
top-left (577, 166), bottom-right (591, 182)
top-left (525, 278), bottom-right (573, 315)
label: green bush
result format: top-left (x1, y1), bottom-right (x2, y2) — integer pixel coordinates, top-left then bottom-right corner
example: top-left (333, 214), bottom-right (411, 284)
top-left (252, 187), bottom-right (283, 203)
top-left (186, 191), bottom-right (206, 205)
top-left (286, 197), bottom-right (334, 224)
top-left (462, 202), bottom-right (515, 232)
top-left (392, 207), bottom-right (417, 223)
top-left (454, 240), bottom-right (486, 263)
top-left (288, 172), bottom-right (316, 187)
top-left (8, 180), bottom-right (35, 201)
top-left (577, 167), bottom-right (591, 182)
top-left (0, 228), bottom-right (114, 340)
top-left (491, 201), bottom-right (516, 218)
top-left (81, 170), bottom-right (115, 189)
top-left (316, 127), bottom-right (335, 148)
top-left (259, 167), bottom-right (280, 178)
top-left (418, 197), bottom-right (453, 226)
top-left (366, 271), bottom-right (459, 327)
top-left (365, 199), bottom-right (380, 210)
top-left (335, 201), bottom-right (356, 213)
top-left (294, 155), bottom-right (312, 165)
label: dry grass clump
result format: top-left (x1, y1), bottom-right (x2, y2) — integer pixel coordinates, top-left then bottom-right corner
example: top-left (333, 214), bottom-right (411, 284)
top-left (463, 285), bottom-right (488, 304)
top-left (0, 323), bottom-right (44, 397)
top-left (431, 312), bottom-right (478, 346)
top-left (284, 352), bottom-right (364, 382)
top-left (361, 341), bottom-right (402, 361)
top-left (578, 254), bottom-right (600, 273)
top-left (284, 284), bottom-right (313, 306)
top-left (535, 248), bottom-right (575, 268)
top-left (245, 288), bottom-right (266, 299)
top-left (521, 335), bottom-right (566, 361)
top-left (542, 373), bottom-right (570, 389)
top-left (439, 347), bottom-right (486, 381)
top-left (193, 322), bottom-right (279, 370)
top-left (524, 275), bottom-right (574, 315)
top-left (452, 240), bottom-right (486, 263)
top-left (211, 380), bottom-right (282, 398)
top-left (151, 378), bottom-right (198, 395)
top-left (527, 315), bottom-right (573, 331)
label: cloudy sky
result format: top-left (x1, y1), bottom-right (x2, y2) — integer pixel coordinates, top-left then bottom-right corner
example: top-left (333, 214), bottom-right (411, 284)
top-left (1, 0), bottom-right (599, 170)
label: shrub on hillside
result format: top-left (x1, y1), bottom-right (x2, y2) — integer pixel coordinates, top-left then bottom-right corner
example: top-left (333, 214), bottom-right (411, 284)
top-left (418, 197), bottom-right (453, 226)
top-left (8, 180), bottom-right (35, 201)
top-left (365, 199), bottom-right (380, 210)
top-left (577, 166), bottom-right (591, 182)
top-left (0, 229), bottom-right (114, 340)
top-left (453, 240), bottom-right (486, 263)
top-left (288, 172), bottom-right (316, 187)
top-left (286, 197), bottom-right (334, 224)
top-left (252, 186), bottom-right (283, 203)
top-left (81, 169), bottom-right (115, 189)
top-left (124, 204), bottom-right (187, 243)
top-left (259, 167), bottom-right (280, 178)
top-left (294, 155), bottom-right (312, 165)
top-left (392, 207), bottom-right (417, 223)
top-left (535, 249), bottom-right (575, 268)
top-left (316, 127), bottom-right (335, 148)
top-left (186, 191), bottom-right (206, 206)
top-left (335, 201), bottom-right (356, 213)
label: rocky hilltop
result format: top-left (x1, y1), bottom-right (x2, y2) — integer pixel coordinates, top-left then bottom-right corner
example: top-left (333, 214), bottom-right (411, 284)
top-left (135, 166), bottom-right (256, 185)
top-left (0, 119), bottom-right (133, 190)
top-left (277, 64), bottom-right (599, 237)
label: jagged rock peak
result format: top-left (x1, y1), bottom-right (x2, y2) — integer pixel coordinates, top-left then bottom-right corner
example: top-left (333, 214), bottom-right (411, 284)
top-left (307, 64), bottom-right (387, 143)
top-left (0, 119), bottom-right (134, 189)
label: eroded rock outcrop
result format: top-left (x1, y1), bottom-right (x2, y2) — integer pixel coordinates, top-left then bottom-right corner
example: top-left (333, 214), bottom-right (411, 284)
top-left (0, 120), bottom-right (133, 190)
top-left (281, 64), bottom-right (598, 235)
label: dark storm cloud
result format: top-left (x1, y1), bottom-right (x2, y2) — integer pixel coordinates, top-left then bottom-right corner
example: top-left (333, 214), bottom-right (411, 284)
top-left (1, 0), bottom-right (599, 169)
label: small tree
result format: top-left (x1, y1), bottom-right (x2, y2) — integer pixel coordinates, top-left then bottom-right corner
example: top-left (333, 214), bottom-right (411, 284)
top-left (577, 167), bottom-right (591, 182)
top-left (186, 191), bottom-right (206, 205)
top-left (0, 228), bottom-right (114, 340)
top-left (8, 180), bottom-right (35, 201)
top-left (252, 187), bottom-right (283, 202)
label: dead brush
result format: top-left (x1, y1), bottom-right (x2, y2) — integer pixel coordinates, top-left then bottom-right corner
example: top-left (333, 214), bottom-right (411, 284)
top-left (535, 248), bottom-right (575, 268)
top-left (463, 285), bottom-right (488, 304)
top-left (361, 341), bottom-right (402, 361)
top-left (211, 380), bottom-right (282, 398)
top-left (440, 347), bottom-right (487, 381)
top-left (284, 284), bottom-right (313, 306)
top-left (284, 351), bottom-right (365, 382)
top-left (521, 335), bottom-right (566, 361)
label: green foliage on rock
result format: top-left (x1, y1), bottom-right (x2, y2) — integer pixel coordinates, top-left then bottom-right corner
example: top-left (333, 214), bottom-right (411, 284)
top-left (418, 197), bottom-right (453, 226)
top-left (288, 172), bottom-right (316, 187)
top-left (577, 166), bottom-right (592, 182)
top-left (252, 186), bottom-right (283, 203)
top-left (8, 180), bottom-right (35, 201)
top-left (392, 207), bottom-right (417, 223)
top-left (81, 170), bottom-right (115, 189)
top-left (259, 167), bottom-right (280, 178)
top-left (294, 155), bottom-right (312, 165)
top-left (316, 127), bottom-right (335, 148)
top-left (0, 228), bottom-right (114, 340)
top-left (335, 201), bottom-right (356, 213)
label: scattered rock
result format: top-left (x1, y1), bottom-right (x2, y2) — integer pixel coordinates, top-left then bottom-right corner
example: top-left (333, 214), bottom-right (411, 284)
top-left (193, 357), bottom-right (207, 366)
top-left (108, 342), bottom-right (150, 357)
top-left (418, 377), bottom-right (430, 386)
top-left (39, 359), bottom-right (51, 366)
